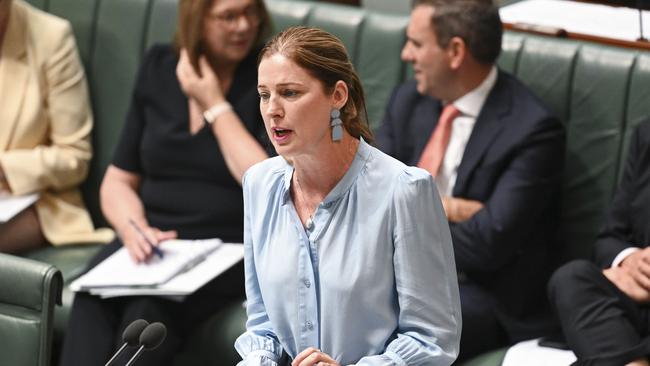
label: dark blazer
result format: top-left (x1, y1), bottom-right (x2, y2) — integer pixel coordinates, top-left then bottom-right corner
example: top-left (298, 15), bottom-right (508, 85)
top-left (594, 120), bottom-right (650, 268)
top-left (375, 71), bottom-right (566, 340)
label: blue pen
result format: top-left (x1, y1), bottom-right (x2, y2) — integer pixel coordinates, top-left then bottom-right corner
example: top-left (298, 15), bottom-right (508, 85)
top-left (128, 219), bottom-right (164, 259)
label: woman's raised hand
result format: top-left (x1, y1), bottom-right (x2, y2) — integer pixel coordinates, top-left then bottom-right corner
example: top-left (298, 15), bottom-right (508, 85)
top-left (176, 48), bottom-right (225, 110)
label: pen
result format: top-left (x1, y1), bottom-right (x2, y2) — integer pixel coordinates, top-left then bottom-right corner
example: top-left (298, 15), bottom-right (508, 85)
top-left (128, 219), bottom-right (164, 259)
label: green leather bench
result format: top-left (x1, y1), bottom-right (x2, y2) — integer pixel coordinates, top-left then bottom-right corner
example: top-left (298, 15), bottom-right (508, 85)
top-left (0, 253), bottom-right (62, 366)
top-left (17, 0), bottom-right (650, 365)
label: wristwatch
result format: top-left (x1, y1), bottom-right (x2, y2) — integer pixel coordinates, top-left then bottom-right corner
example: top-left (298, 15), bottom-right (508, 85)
top-left (203, 102), bottom-right (233, 124)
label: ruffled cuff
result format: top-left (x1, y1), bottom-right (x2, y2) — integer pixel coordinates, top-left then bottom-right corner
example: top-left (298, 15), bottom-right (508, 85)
top-left (235, 332), bottom-right (284, 365)
top-left (236, 351), bottom-right (280, 366)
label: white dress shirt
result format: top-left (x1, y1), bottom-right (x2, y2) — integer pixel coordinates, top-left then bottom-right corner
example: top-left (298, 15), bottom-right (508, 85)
top-left (436, 66), bottom-right (498, 196)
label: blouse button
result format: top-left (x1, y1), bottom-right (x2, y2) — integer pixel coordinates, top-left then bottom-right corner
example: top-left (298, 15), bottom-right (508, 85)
top-left (306, 321), bottom-right (314, 330)
top-left (304, 279), bottom-right (311, 288)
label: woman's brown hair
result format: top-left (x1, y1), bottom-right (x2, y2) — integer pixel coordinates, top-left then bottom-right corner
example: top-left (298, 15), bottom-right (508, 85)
top-left (174, 0), bottom-right (271, 70)
top-left (258, 26), bottom-right (373, 143)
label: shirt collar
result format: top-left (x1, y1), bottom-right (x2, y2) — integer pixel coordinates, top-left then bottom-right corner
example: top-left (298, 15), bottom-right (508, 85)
top-left (452, 66), bottom-right (498, 118)
top-left (280, 138), bottom-right (371, 206)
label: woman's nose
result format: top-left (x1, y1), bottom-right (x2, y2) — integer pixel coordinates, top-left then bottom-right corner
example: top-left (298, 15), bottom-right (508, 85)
top-left (264, 96), bottom-right (283, 118)
top-left (234, 14), bottom-right (251, 32)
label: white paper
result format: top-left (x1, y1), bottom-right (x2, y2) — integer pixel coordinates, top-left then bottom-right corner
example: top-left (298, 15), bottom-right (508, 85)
top-left (90, 243), bottom-right (244, 299)
top-left (502, 338), bottom-right (576, 366)
top-left (500, 0), bottom-right (650, 42)
top-left (0, 193), bottom-right (39, 223)
top-left (70, 238), bottom-right (222, 290)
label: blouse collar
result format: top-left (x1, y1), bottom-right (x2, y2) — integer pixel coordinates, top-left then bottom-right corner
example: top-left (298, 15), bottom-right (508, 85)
top-left (280, 137), bottom-right (371, 206)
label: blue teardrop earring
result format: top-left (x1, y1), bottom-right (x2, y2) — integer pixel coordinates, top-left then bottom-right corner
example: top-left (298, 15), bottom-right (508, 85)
top-left (330, 108), bottom-right (343, 142)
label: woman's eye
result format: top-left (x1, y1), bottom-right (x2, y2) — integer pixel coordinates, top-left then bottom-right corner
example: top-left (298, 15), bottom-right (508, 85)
top-left (258, 92), bottom-right (269, 100)
top-left (283, 90), bottom-right (298, 98)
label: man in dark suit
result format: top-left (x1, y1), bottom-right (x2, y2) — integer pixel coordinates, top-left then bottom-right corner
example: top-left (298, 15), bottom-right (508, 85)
top-left (549, 120), bottom-right (650, 366)
top-left (375, 0), bottom-right (565, 360)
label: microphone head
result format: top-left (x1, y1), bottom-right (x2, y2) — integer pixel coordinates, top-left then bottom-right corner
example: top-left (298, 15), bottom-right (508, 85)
top-left (139, 322), bottom-right (167, 350)
top-left (122, 319), bottom-right (149, 346)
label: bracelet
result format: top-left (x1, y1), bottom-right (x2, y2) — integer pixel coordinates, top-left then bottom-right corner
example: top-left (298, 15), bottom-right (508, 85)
top-left (203, 101), bottom-right (233, 124)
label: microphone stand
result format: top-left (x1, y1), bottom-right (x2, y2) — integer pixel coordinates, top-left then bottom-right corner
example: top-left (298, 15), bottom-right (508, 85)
top-left (124, 347), bottom-right (146, 366)
top-left (638, 0), bottom-right (648, 42)
top-left (104, 343), bottom-right (129, 366)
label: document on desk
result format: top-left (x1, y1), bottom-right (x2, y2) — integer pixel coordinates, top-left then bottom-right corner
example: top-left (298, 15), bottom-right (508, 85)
top-left (89, 243), bottom-right (244, 299)
top-left (502, 338), bottom-right (576, 366)
top-left (500, 0), bottom-right (650, 42)
top-left (0, 193), bottom-right (39, 223)
top-left (71, 238), bottom-right (222, 290)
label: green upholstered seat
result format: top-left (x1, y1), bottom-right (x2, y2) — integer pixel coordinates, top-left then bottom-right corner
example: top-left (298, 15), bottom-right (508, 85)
top-left (0, 254), bottom-right (62, 366)
top-left (173, 300), bottom-right (248, 366)
top-left (23, 244), bottom-right (102, 347)
top-left (460, 348), bottom-right (508, 366)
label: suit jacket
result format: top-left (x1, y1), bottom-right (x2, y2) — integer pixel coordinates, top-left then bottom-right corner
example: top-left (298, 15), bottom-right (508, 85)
top-left (594, 120), bottom-right (650, 268)
top-left (376, 71), bottom-right (565, 340)
top-left (0, 0), bottom-right (112, 245)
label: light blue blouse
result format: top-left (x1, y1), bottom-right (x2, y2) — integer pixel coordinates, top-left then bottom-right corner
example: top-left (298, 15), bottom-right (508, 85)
top-left (235, 139), bottom-right (461, 365)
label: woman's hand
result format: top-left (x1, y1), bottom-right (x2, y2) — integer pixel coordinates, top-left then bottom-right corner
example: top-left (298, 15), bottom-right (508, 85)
top-left (292, 347), bottom-right (340, 366)
top-left (176, 48), bottom-right (225, 110)
top-left (119, 220), bottom-right (177, 263)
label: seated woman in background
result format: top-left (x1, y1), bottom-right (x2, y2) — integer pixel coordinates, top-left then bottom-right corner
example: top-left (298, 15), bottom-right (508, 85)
top-left (0, 0), bottom-right (112, 253)
top-left (235, 26), bottom-right (462, 365)
top-left (60, 0), bottom-right (271, 364)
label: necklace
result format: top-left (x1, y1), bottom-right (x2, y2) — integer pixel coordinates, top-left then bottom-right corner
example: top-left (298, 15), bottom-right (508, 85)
top-left (294, 176), bottom-right (316, 230)
top-left (292, 138), bottom-right (359, 230)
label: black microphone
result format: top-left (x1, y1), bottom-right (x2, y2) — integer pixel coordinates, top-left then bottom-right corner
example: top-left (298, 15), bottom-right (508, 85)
top-left (105, 319), bottom-right (149, 366)
top-left (124, 322), bottom-right (167, 366)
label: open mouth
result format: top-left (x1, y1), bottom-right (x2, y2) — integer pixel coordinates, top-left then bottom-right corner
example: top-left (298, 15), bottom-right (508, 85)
top-left (271, 127), bottom-right (293, 142)
top-left (274, 128), bottom-right (291, 137)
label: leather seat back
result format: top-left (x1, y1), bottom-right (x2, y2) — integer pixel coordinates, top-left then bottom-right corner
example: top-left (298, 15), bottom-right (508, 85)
top-left (0, 254), bottom-right (62, 366)
top-left (501, 33), bottom-right (650, 261)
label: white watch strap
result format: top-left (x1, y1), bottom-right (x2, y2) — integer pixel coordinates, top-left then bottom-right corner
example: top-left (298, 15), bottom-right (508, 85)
top-left (203, 102), bottom-right (233, 124)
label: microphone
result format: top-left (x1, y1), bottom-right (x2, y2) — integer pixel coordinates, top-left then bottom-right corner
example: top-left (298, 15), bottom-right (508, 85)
top-left (124, 322), bottom-right (167, 366)
top-left (105, 319), bottom-right (150, 366)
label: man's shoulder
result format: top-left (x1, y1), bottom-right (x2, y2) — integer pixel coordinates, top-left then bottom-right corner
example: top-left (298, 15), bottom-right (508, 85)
top-left (493, 70), bottom-right (555, 119)
top-left (478, 70), bottom-right (562, 140)
top-left (389, 80), bottom-right (436, 108)
top-left (384, 80), bottom-right (440, 129)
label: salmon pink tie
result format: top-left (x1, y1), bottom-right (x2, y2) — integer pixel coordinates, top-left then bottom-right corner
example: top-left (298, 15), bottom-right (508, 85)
top-left (417, 104), bottom-right (461, 177)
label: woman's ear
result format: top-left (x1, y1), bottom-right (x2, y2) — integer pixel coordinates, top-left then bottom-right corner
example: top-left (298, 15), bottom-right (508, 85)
top-left (331, 80), bottom-right (349, 110)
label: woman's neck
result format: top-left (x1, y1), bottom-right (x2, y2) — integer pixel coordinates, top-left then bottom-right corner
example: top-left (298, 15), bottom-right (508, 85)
top-left (292, 133), bottom-right (360, 199)
top-left (207, 56), bottom-right (237, 94)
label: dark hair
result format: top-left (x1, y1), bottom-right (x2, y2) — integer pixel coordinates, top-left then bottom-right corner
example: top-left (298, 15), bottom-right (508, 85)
top-left (174, 0), bottom-right (271, 69)
top-left (413, 0), bottom-right (502, 65)
top-left (258, 26), bottom-right (374, 143)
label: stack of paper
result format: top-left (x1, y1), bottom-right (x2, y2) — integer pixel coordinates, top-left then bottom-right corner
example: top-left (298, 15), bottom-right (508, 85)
top-left (0, 193), bottom-right (39, 223)
top-left (502, 338), bottom-right (576, 366)
top-left (70, 239), bottom-right (244, 300)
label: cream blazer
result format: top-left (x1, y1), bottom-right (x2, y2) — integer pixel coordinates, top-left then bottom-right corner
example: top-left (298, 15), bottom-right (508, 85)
top-left (0, 0), bottom-right (113, 245)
